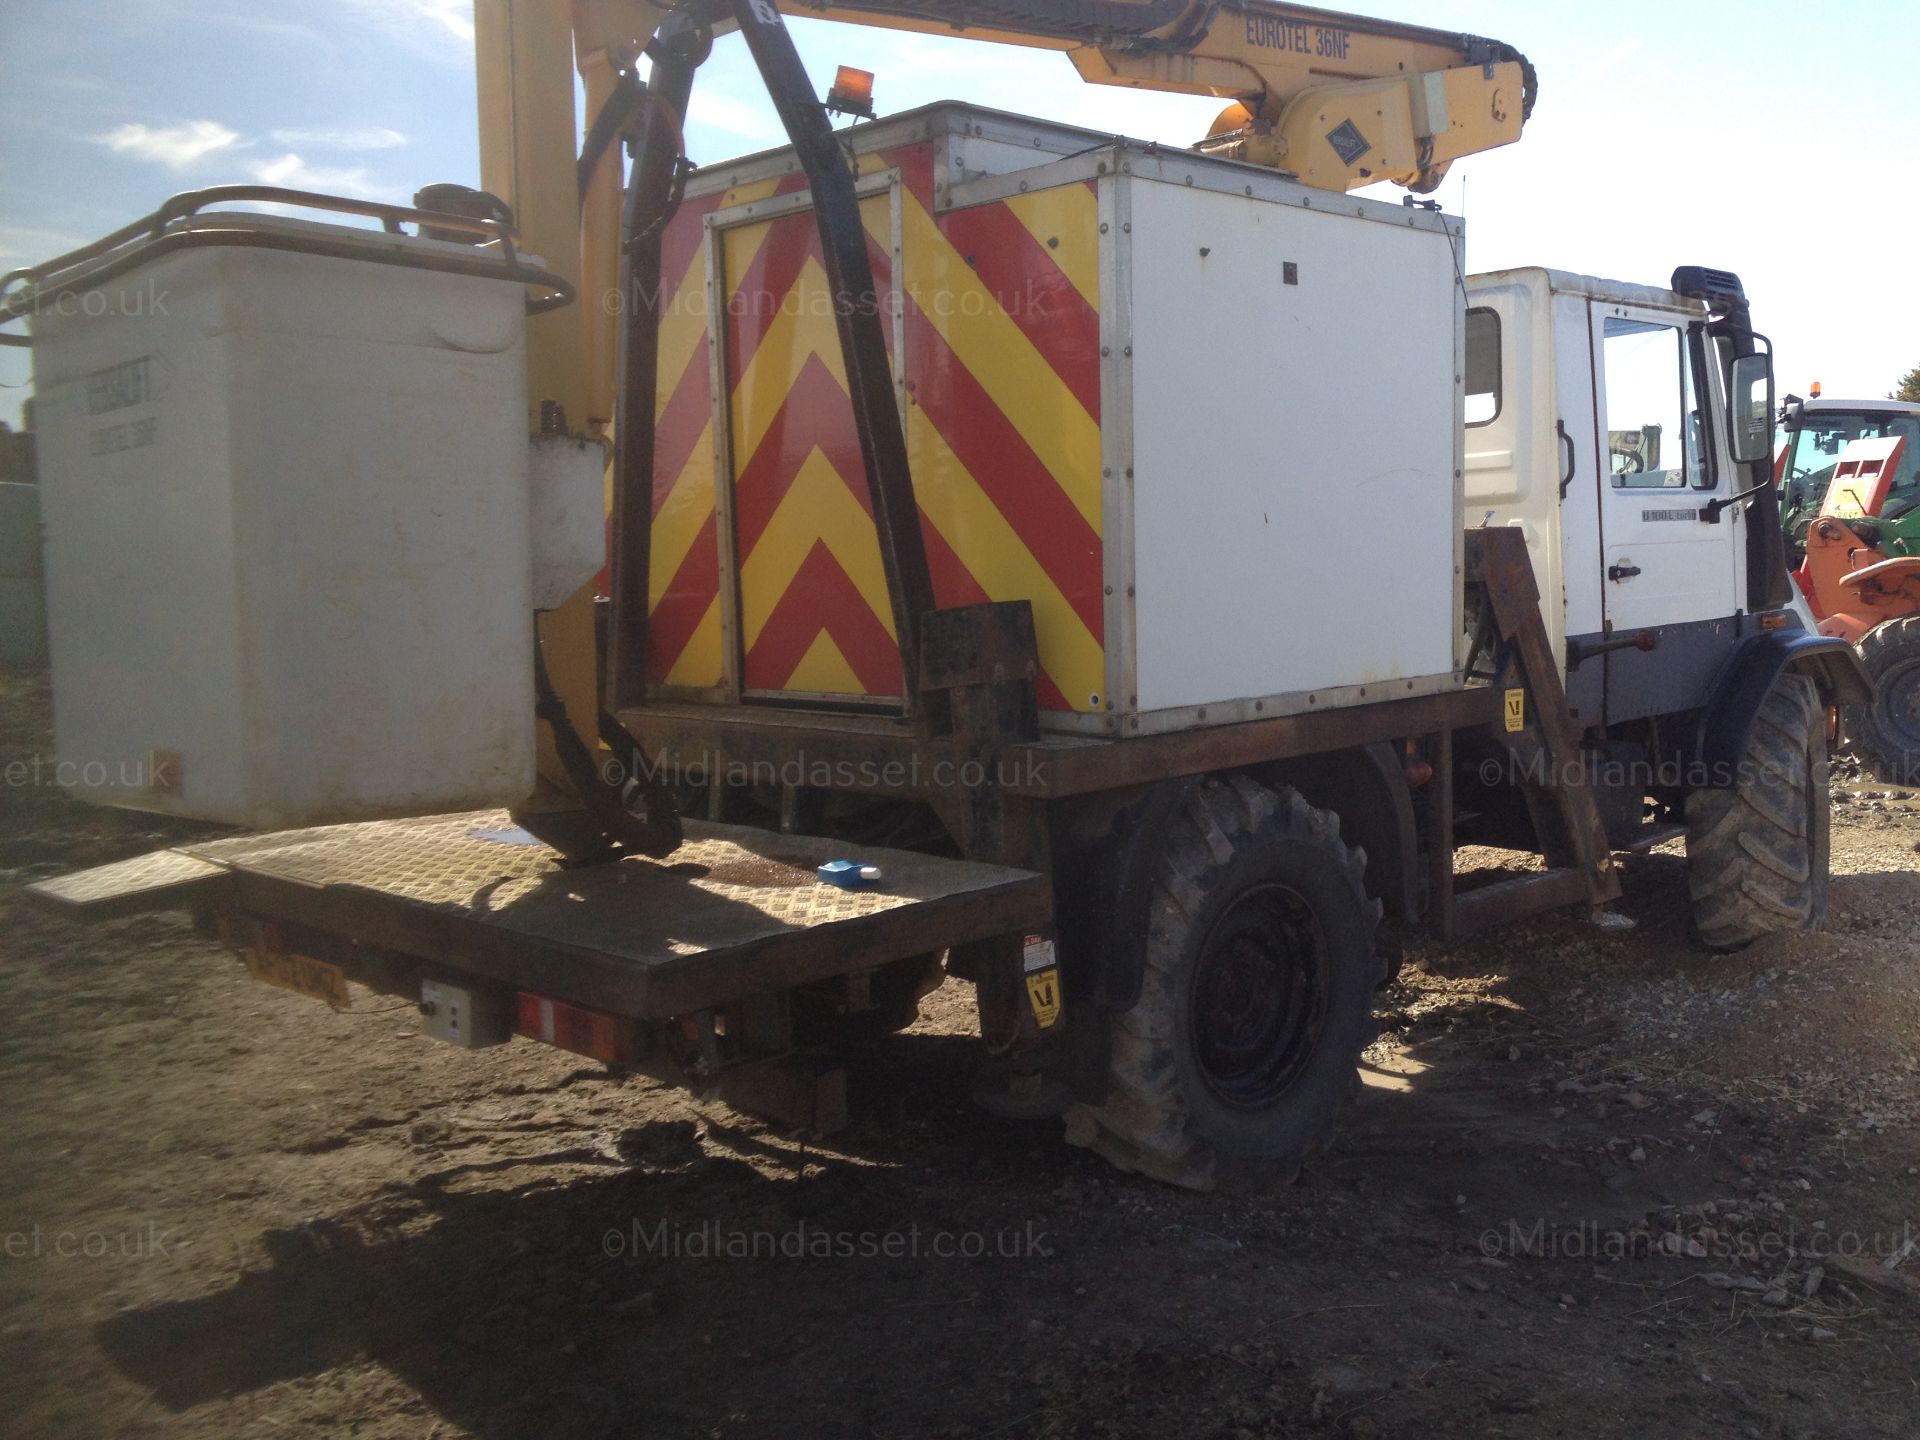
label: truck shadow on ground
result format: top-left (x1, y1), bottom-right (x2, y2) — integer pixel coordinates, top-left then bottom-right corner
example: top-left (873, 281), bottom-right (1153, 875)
top-left (92, 847), bottom-right (1790, 1438)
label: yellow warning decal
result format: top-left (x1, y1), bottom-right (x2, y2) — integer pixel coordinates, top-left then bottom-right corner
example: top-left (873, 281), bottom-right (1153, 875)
top-left (1025, 969), bottom-right (1062, 1029)
top-left (1503, 688), bottom-right (1526, 733)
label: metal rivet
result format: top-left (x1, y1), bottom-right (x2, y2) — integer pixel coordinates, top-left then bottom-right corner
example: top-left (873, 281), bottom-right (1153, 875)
top-left (1104, 585), bottom-right (1113, 595)
top-left (1102, 467), bottom-right (1112, 477)
top-left (1099, 221), bottom-right (1110, 233)
top-left (1101, 345), bottom-right (1111, 356)
top-left (1123, 345), bottom-right (1132, 356)
top-left (1047, 235), bottom-right (1059, 248)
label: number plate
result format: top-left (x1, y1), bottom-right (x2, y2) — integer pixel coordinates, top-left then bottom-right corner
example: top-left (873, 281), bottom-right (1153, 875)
top-left (241, 947), bottom-right (350, 1009)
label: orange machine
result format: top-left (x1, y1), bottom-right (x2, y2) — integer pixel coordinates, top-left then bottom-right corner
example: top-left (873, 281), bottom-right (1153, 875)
top-left (1797, 434), bottom-right (1920, 644)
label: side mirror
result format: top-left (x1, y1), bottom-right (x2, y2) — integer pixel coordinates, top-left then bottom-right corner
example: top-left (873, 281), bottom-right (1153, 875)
top-left (1729, 353), bottom-right (1773, 464)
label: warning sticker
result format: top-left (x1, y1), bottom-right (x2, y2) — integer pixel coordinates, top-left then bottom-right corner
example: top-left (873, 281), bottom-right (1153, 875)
top-left (1503, 688), bottom-right (1526, 733)
top-left (1022, 934), bottom-right (1057, 973)
top-left (1326, 119), bottom-right (1372, 167)
top-left (1025, 968), bottom-right (1062, 1029)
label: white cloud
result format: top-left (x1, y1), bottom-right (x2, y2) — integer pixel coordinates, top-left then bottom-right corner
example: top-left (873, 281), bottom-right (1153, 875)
top-left (94, 119), bottom-right (241, 169)
top-left (342, 0), bottom-right (474, 53)
top-left (687, 91), bottom-right (779, 142)
top-left (246, 152), bottom-right (376, 193)
top-left (1582, 38), bottom-right (1646, 81)
top-left (269, 126), bottom-right (407, 151)
top-left (407, 0), bottom-right (474, 43)
top-left (0, 224), bottom-right (89, 270)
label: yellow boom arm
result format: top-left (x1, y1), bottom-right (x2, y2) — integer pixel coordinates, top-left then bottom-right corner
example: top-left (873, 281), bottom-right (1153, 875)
top-left (584, 0), bottom-right (1534, 193)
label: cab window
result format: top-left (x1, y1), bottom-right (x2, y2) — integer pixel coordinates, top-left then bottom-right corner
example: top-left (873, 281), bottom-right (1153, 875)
top-left (1602, 317), bottom-right (1709, 490)
top-left (1781, 412), bottom-right (1920, 516)
top-left (1465, 307), bottom-right (1501, 426)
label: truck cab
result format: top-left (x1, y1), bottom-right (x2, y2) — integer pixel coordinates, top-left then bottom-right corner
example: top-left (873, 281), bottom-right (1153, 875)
top-left (1463, 267), bottom-right (1782, 728)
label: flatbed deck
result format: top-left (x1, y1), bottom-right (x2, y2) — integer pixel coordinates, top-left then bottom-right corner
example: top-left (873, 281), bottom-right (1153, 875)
top-left (28, 812), bottom-right (1050, 1020)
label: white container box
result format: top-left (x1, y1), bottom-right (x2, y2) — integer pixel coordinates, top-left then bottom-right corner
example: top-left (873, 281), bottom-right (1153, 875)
top-left (668, 104), bottom-right (1464, 735)
top-left (28, 216), bottom-right (537, 826)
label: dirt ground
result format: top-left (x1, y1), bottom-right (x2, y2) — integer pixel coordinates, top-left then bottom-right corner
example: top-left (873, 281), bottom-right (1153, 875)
top-left (2, 669), bottom-right (1918, 1440)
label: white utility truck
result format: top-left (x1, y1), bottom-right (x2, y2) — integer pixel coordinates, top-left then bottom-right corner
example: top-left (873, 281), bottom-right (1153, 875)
top-left (11, 2), bottom-right (1869, 1190)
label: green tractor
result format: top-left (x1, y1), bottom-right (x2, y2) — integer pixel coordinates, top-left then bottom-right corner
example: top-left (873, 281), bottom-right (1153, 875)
top-left (1777, 396), bottom-right (1920, 565)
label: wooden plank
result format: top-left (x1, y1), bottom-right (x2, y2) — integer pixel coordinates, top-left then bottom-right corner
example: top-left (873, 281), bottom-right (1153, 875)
top-left (1449, 867), bottom-right (1593, 938)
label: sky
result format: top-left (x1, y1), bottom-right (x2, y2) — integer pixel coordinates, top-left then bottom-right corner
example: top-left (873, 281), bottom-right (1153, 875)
top-left (3, 0), bottom-right (1917, 426)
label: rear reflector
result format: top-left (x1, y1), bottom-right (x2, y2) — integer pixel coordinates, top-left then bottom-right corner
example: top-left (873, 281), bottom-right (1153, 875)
top-left (515, 992), bottom-right (640, 1063)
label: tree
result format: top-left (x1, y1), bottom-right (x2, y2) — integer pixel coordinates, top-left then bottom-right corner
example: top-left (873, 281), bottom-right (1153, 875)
top-left (1893, 365), bottom-right (1920, 404)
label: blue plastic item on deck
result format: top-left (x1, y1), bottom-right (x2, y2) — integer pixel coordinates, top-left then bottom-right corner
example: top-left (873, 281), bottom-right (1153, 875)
top-left (817, 860), bottom-right (882, 887)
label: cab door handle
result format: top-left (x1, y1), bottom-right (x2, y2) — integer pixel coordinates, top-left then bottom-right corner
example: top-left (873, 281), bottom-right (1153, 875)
top-left (1607, 563), bottom-right (1642, 582)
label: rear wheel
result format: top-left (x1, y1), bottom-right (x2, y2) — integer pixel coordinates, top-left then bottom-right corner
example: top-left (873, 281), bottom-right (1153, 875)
top-left (1685, 672), bottom-right (1830, 950)
top-left (1846, 616), bottom-right (1920, 787)
top-left (1063, 777), bottom-right (1383, 1192)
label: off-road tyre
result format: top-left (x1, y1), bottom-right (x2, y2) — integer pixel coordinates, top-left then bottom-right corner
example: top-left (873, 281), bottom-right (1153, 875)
top-left (1063, 777), bottom-right (1384, 1192)
top-left (1846, 616), bottom-right (1920, 788)
top-left (1685, 672), bottom-right (1830, 950)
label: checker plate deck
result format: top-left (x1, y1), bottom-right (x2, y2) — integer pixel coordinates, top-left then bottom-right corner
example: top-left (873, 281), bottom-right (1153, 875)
top-left (31, 811), bottom-right (1049, 1019)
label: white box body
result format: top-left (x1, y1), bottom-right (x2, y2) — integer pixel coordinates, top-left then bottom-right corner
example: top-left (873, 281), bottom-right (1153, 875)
top-left (1119, 176), bottom-right (1463, 726)
top-left (30, 221), bottom-right (537, 826)
top-left (673, 105), bottom-right (1466, 736)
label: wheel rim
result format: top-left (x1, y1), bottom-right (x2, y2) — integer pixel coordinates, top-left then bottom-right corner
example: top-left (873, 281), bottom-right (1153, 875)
top-left (1879, 655), bottom-right (1920, 751)
top-left (1189, 883), bottom-right (1330, 1109)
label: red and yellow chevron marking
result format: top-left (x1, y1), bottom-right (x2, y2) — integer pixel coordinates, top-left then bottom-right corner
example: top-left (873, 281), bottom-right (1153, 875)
top-left (647, 143), bottom-right (1104, 711)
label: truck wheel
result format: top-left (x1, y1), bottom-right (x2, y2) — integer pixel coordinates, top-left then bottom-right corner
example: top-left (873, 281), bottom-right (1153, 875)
top-left (1063, 777), bottom-right (1383, 1191)
top-left (1846, 616), bottom-right (1920, 787)
top-left (1685, 672), bottom-right (1830, 950)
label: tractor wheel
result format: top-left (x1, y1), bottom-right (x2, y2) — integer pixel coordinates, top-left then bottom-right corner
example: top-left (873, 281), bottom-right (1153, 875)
top-left (1685, 672), bottom-right (1830, 950)
top-left (1063, 777), bottom-right (1383, 1192)
top-left (1846, 616), bottom-right (1920, 787)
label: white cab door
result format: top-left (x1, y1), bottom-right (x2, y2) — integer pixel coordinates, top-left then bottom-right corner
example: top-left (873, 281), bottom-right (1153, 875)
top-left (1590, 300), bottom-right (1740, 633)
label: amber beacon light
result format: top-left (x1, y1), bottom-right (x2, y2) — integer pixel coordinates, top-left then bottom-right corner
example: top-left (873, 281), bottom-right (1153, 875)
top-left (826, 64), bottom-right (876, 119)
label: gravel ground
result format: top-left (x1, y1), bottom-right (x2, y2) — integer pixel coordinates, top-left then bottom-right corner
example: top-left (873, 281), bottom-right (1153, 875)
top-left (2, 671), bottom-right (1917, 1439)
